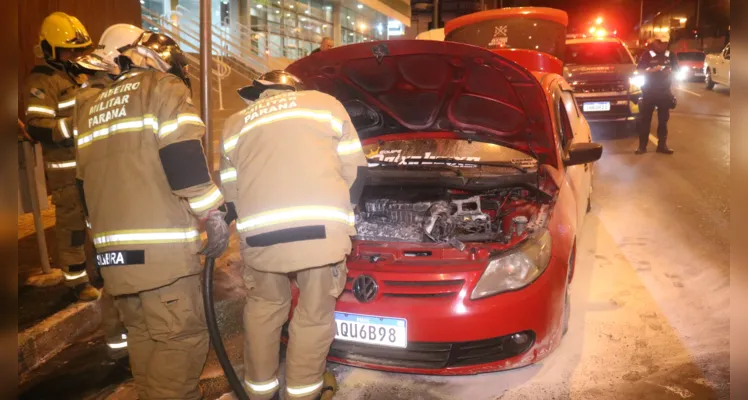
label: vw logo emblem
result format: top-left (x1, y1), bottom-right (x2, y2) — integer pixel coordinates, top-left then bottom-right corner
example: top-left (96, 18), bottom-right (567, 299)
top-left (352, 275), bottom-right (378, 303)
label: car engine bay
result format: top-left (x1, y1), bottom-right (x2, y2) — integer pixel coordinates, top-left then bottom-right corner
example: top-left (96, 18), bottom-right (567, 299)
top-left (355, 185), bottom-right (549, 250)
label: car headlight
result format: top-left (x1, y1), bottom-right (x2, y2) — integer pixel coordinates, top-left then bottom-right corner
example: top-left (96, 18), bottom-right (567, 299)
top-left (676, 66), bottom-right (689, 81)
top-left (471, 229), bottom-right (552, 300)
top-left (629, 74), bottom-right (645, 90)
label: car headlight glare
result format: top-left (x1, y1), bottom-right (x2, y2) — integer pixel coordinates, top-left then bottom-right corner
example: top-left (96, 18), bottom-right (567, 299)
top-left (629, 74), bottom-right (645, 89)
top-left (471, 229), bottom-right (553, 300)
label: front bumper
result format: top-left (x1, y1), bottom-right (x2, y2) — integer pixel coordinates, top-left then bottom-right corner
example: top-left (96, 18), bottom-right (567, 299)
top-left (574, 92), bottom-right (640, 123)
top-left (677, 68), bottom-right (706, 81)
top-left (323, 251), bottom-right (568, 375)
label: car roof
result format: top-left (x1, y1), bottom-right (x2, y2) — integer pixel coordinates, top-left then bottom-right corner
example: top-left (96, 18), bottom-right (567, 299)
top-left (566, 37), bottom-right (623, 45)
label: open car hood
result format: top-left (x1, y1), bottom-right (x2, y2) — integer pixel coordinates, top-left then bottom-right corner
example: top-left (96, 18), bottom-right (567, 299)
top-left (286, 40), bottom-right (557, 166)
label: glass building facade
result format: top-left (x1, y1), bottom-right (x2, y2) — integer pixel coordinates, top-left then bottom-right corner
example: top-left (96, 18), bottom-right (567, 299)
top-left (141, 0), bottom-right (408, 61)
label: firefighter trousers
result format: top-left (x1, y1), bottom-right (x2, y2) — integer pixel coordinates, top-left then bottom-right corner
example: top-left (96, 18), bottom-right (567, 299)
top-left (242, 261), bottom-right (347, 400)
top-left (51, 184), bottom-right (89, 288)
top-left (100, 288), bottom-right (128, 356)
top-left (113, 274), bottom-right (209, 400)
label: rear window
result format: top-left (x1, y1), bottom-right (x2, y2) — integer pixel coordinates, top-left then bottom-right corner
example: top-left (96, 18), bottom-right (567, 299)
top-left (677, 52), bottom-right (706, 61)
top-left (564, 42), bottom-right (633, 65)
top-left (446, 18), bottom-right (566, 60)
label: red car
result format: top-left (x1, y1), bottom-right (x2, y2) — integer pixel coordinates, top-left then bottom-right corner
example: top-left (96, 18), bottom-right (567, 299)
top-left (675, 51), bottom-right (706, 81)
top-left (286, 8), bottom-right (602, 375)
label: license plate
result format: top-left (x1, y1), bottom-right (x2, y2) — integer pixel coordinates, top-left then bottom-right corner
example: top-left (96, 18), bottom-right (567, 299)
top-left (695, 72), bottom-right (705, 76)
top-left (583, 102), bottom-right (611, 112)
top-left (334, 312), bottom-right (407, 348)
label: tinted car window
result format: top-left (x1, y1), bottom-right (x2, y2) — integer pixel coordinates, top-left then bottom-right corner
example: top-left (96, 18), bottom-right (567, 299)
top-left (677, 52), bottom-right (706, 61)
top-left (564, 42), bottom-right (633, 65)
top-left (446, 18), bottom-right (566, 60)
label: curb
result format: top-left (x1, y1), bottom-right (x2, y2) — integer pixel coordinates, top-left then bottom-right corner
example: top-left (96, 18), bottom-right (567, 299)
top-left (18, 298), bottom-right (102, 385)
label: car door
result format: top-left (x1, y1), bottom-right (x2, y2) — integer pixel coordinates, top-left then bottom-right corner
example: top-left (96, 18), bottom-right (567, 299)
top-left (722, 44), bottom-right (730, 86)
top-left (553, 80), bottom-right (593, 229)
top-left (715, 44), bottom-right (729, 85)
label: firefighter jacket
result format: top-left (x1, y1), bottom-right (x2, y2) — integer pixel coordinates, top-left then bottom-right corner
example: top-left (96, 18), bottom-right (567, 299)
top-left (73, 68), bottom-right (224, 295)
top-left (219, 90), bottom-right (368, 273)
top-left (637, 49), bottom-right (679, 96)
top-left (24, 64), bottom-right (82, 191)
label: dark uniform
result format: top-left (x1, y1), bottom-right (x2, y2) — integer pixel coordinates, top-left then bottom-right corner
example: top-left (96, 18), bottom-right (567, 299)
top-left (636, 48), bottom-right (678, 154)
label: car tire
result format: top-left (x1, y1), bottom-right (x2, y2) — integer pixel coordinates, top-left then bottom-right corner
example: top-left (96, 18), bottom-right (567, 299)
top-left (563, 244), bottom-right (575, 337)
top-left (562, 287), bottom-right (570, 336)
top-left (705, 72), bottom-right (715, 90)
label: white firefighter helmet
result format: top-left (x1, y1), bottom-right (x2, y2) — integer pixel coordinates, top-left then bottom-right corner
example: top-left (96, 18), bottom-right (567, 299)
top-left (76, 24), bottom-right (144, 74)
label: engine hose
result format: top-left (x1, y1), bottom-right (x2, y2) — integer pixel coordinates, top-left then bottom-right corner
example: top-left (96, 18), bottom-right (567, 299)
top-left (202, 257), bottom-right (250, 400)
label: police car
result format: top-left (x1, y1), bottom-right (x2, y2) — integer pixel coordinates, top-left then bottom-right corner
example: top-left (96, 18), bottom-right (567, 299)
top-left (563, 36), bottom-right (641, 129)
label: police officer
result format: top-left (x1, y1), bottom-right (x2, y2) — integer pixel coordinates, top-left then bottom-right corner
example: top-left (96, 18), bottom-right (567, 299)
top-left (73, 23), bottom-right (146, 361)
top-left (219, 71), bottom-right (368, 400)
top-left (635, 38), bottom-right (678, 155)
top-left (73, 31), bottom-right (230, 400)
top-left (24, 12), bottom-right (100, 301)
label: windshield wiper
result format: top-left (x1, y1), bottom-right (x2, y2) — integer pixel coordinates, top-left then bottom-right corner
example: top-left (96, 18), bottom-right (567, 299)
top-left (367, 159), bottom-right (464, 176)
top-left (368, 158), bottom-right (529, 173)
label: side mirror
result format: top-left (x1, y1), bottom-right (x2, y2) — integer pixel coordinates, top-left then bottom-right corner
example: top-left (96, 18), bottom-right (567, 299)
top-left (564, 142), bottom-right (603, 166)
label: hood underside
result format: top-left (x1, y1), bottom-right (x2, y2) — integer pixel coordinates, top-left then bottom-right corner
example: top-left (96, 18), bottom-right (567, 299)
top-left (286, 40), bottom-right (557, 165)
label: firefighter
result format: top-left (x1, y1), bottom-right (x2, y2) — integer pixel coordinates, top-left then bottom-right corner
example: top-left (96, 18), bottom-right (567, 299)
top-left (23, 12), bottom-right (99, 301)
top-left (635, 38), bottom-right (678, 155)
top-left (72, 31), bottom-right (230, 399)
top-left (73, 23), bottom-right (146, 361)
top-left (219, 70), bottom-right (368, 400)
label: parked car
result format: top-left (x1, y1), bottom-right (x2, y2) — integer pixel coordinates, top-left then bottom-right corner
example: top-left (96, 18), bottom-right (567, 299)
top-left (563, 37), bottom-right (641, 130)
top-left (415, 28), bottom-right (445, 41)
top-left (675, 51), bottom-right (706, 81)
top-left (704, 43), bottom-right (730, 89)
top-left (286, 37), bottom-right (602, 374)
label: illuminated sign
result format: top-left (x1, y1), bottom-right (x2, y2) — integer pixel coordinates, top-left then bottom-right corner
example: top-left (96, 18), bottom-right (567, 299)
top-left (388, 20), bottom-right (404, 36)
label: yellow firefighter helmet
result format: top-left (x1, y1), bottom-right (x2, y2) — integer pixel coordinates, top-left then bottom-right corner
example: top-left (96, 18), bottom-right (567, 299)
top-left (38, 12), bottom-right (93, 60)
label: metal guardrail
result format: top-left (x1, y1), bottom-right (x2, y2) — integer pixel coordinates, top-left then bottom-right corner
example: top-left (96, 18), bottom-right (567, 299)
top-left (142, 6), bottom-right (248, 109)
top-left (142, 4), bottom-right (305, 82)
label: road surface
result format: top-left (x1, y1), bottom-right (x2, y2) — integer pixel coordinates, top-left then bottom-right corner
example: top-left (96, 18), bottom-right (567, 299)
top-left (19, 82), bottom-right (730, 400)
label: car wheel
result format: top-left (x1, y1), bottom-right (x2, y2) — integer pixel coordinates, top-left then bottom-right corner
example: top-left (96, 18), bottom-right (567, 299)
top-left (562, 286), bottom-right (570, 336)
top-left (563, 244), bottom-right (575, 336)
top-left (705, 72), bottom-right (715, 90)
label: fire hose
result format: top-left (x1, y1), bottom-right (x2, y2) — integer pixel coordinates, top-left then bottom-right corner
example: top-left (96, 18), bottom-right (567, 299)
top-left (202, 257), bottom-right (250, 400)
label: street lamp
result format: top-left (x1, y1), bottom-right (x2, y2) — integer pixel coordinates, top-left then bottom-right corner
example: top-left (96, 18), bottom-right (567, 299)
top-left (595, 16), bottom-right (603, 25)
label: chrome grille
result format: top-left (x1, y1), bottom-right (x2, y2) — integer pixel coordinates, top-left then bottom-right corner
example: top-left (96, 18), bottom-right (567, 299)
top-left (572, 80), bottom-right (627, 93)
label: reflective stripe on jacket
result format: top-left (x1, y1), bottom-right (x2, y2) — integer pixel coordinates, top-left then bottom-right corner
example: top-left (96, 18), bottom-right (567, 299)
top-left (74, 68), bottom-right (221, 295)
top-left (24, 65), bottom-right (82, 192)
top-left (220, 90), bottom-right (367, 273)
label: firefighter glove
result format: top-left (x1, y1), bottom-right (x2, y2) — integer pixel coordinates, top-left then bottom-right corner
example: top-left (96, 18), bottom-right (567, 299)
top-left (200, 209), bottom-right (230, 258)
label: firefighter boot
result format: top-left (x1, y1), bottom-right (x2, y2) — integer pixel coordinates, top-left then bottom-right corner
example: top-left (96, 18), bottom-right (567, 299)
top-left (315, 371), bottom-right (338, 400)
top-left (74, 282), bottom-right (101, 301)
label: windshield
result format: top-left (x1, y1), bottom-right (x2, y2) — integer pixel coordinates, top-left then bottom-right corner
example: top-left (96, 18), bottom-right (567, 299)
top-left (677, 52), bottom-right (706, 62)
top-left (564, 42), bottom-right (633, 65)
